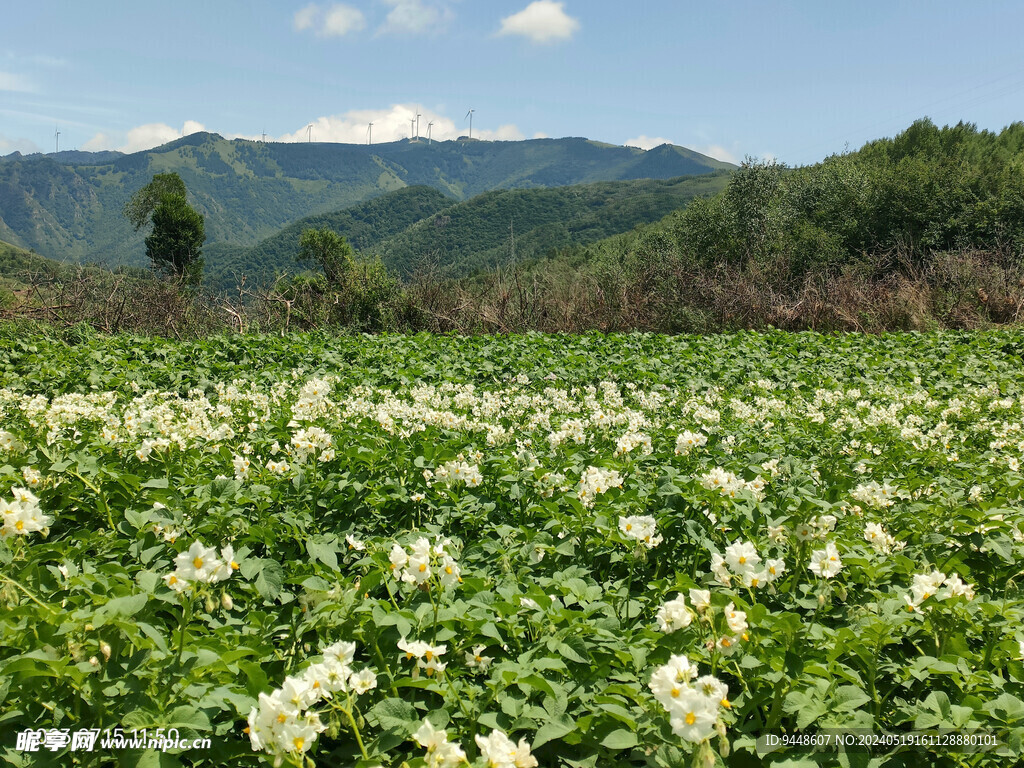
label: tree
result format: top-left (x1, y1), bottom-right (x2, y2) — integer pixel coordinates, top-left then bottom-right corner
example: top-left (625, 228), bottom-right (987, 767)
top-left (124, 173), bottom-right (205, 285)
top-left (145, 194), bottom-right (206, 285)
top-left (297, 228), bottom-right (352, 286)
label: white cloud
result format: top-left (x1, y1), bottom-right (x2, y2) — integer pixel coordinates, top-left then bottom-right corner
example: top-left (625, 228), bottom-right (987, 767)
top-left (624, 135), bottom-right (674, 151)
top-left (277, 104), bottom-right (523, 143)
top-left (0, 133), bottom-right (41, 154)
top-left (294, 4), bottom-right (319, 31)
top-left (498, 1), bottom-right (579, 43)
top-left (692, 144), bottom-right (739, 164)
top-left (533, 131), bottom-right (550, 139)
top-left (378, 0), bottom-right (450, 35)
top-left (81, 132), bottom-right (114, 152)
top-left (294, 3), bottom-right (367, 37)
top-left (82, 120), bottom-right (207, 154)
top-left (0, 71), bottom-right (35, 92)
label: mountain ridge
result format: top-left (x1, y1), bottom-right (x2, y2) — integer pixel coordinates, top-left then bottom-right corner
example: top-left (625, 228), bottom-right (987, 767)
top-left (0, 133), bottom-right (734, 270)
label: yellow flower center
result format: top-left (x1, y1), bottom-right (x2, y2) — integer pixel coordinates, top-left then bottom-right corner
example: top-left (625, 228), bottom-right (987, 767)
top-left (670, 687), bottom-right (680, 698)
top-left (419, 563), bottom-right (427, 573)
top-left (625, 524), bottom-right (632, 531)
top-left (15, 520), bottom-right (25, 531)
top-left (738, 556), bottom-right (746, 564)
top-left (685, 712), bottom-right (697, 725)
top-left (445, 566), bottom-right (453, 574)
top-left (293, 737), bottom-right (304, 751)
top-left (277, 713), bottom-right (288, 724)
top-left (193, 557), bottom-right (204, 570)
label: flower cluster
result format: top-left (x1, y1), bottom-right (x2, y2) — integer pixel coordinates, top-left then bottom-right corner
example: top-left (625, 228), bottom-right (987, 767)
top-left (247, 641), bottom-right (376, 765)
top-left (291, 426), bottom-right (334, 462)
top-left (700, 467), bottom-right (766, 500)
top-left (656, 593), bottom-right (693, 633)
top-left (1, 487), bottom-right (52, 539)
top-left (904, 570), bottom-right (975, 612)
top-left (577, 466), bottom-right (623, 507)
top-left (475, 729), bottom-right (539, 768)
top-left (425, 459), bottom-right (483, 488)
top-left (389, 536), bottom-right (461, 588)
top-left (851, 480), bottom-right (898, 509)
top-left (710, 541), bottom-right (785, 589)
top-left (674, 430), bottom-right (708, 456)
top-left (412, 720), bottom-right (466, 768)
top-left (398, 637), bottom-right (448, 677)
top-left (649, 655), bottom-right (729, 743)
top-left (619, 515), bottom-right (662, 549)
top-left (864, 522), bottom-right (900, 554)
top-left (164, 540), bottom-right (239, 592)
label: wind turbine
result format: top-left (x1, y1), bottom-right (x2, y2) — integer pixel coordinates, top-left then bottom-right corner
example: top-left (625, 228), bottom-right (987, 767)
top-left (54, 126), bottom-right (60, 154)
top-left (262, 129), bottom-right (267, 143)
top-left (306, 124), bottom-right (313, 143)
top-left (367, 122), bottom-right (373, 145)
top-left (426, 121), bottom-right (434, 144)
top-left (465, 109), bottom-right (474, 140)
top-left (416, 112), bottom-right (422, 141)
top-left (409, 117), bottom-right (416, 141)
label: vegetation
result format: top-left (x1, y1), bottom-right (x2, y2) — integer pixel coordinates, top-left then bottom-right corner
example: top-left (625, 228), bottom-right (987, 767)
top-left (124, 174), bottom-right (206, 286)
top-left (204, 186), bottom-right (454, 292)
top-left (0, 134), bottom-right (731, 269)
top-left (1, 328), bottom-right (1023, 766)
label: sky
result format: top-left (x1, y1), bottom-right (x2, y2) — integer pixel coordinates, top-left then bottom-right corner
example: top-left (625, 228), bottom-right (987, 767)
top-left (2, 1), bottom-right (1024, 167)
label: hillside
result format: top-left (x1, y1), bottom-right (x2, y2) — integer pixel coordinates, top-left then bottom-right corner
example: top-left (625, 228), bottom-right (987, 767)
top-left (204, 173), bottom-right (730, 290)
top-left (372, 172), bottom-right (732, 277)
top-left (0, 133), bottom-right (734, 270)
top-left (204, 186), bottom-right (454, 291)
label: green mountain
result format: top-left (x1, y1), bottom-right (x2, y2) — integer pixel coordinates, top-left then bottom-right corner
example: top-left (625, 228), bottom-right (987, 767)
top-left (372, 173), bottom-right (732, 277)
top-left (205, 186), bottom-right (455, 290)
top-left (203, 173), bottom-right (731, 290)
top-left (0, 133), bottom-right (734, 271)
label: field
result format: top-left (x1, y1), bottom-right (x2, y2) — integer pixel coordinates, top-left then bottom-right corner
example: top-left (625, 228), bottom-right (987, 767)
top-left (2, 325), bottom-right (1023, 767)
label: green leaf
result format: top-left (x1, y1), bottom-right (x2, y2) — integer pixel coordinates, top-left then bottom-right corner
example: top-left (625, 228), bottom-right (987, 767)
top-left (255, 560), bottom-right (285, 600)
top-left (533, 714), bottom-right (575, 748)
top-left (600, 728), bottom-right (638, 750)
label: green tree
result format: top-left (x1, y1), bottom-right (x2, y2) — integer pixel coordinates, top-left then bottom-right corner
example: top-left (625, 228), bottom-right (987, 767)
top-left (123, 173), bottom-right (187, 231)
top-left (297, 228), bottom-right (352, 286)
top-left (145, 194), bottom-right (206, 285)
top-left (124, 173), bottom-right (205, 285)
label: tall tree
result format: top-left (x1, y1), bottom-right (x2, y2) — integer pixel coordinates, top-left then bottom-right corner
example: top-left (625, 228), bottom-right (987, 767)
top-left (124, 173), bottom-right (205, 285)
top-left (145, 194), bottom-right (206, 285)
top-left (297, 228), bottom-right (352, 286)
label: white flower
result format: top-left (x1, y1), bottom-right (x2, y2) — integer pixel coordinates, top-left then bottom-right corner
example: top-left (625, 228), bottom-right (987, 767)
top-left (723, 603), bottom-right (748, 634)
top-left (475, 729), bottom-right (538, 768)
top-left (656, 594), bottom-right (693, 633)
top-left (345, 534), bottom-right (365, 551)
top-left (808, 542), bottom-right (843, 579)
top-left (667, 690), bottom-right (719, 742)
top-left (174, 540), bottom-right (222, 583)
top-left (466, 645), bottom-right (494, 671)
top-left (689, 589), bottom-right (711, 613)
top-left (619, 515), bottom-right (662, 548)
top-left (765, 558), bottom-right (786, 582)
top-left (413, 720), bottom-right (467, 768)
top-left (348, 668), bottom-right (377, 695)
top-left (724, 540), bottom-right (760, 574)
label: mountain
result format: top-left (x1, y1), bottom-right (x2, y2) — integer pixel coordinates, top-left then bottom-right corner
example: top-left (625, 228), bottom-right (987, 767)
top-left (0, 133), bottom-right (735, 270)
top-left (205, 186), bottom-right (455, 290)
top-left (203, 173), bottom-right (731, 290)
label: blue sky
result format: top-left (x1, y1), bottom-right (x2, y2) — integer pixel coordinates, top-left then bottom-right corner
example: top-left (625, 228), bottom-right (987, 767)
top-left (3, 1), bottom-right (1023, 166)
